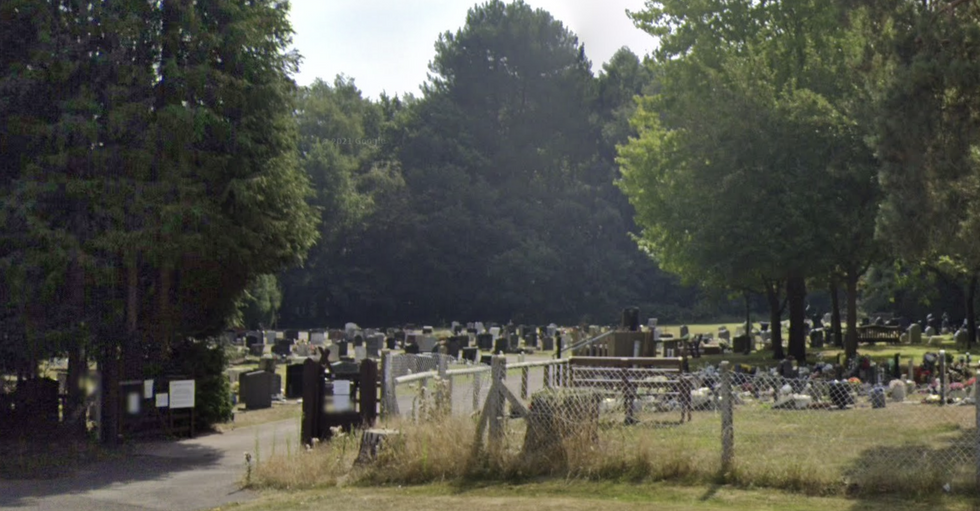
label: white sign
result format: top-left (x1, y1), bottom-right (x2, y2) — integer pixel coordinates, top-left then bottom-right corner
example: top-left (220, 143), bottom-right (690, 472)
top-left (127, 392), bottom-right (141, 415)
top-left (143, 379), bottom-right (154, 399)
top-left (169, 380), bottom-right (195, 409)
top-left (156, 393), bottom-right (169, 408)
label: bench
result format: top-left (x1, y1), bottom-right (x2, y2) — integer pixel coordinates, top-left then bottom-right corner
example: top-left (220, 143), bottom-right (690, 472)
top-left (855, 325), bottom-right (901, 345)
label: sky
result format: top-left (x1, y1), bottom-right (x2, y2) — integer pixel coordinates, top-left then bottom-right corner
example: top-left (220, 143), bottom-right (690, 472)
top-left (287, 0), bottom-right (658, 99)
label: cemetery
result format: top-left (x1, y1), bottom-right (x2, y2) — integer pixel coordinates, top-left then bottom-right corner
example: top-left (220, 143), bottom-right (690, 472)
top-left (8, 0), bottom-right (980, 509)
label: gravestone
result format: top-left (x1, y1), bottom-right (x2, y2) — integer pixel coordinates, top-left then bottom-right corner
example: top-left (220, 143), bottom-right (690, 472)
top-left (422, 326), bottom-right (434, 334)
top-left (417, 336), bottom-right (437, 353)
top-left (493, 337), bottom-right (507, 354)
top-left (285, 364), bottom-right (305, 399)
top-left (508, 333), bottom-right (520, 351)
top-left (717, 327), bottom-right (730, 341)
top-left (477, 333), bottom-right (494, 350)
top-left (809, 329), bottom-right (824, 348)
top-left (259, 355), bottom-right (277, 374)
top-left (310, 331), bottom-right (326, 346)
top-left (272, 339), bottom-right (293, 357)
top-left (246, 331), bottom-right (262, 346)
top-left (908, 323), bottom-right (922, 345)
top-left (404, 343), bottom-right (420, 355)
top-left (540, 334), bottom-right (554, 351)
top-left (385, 337), bottom-right (397, 350)
top-left (240, 371), bottom-right (273, 410)
top-left (547, 324), bottom-right (558, 337)
top-left (248, 343), bottom-right (265, 357)
top-left (335, 340), bottom-right (349, 358)
top-left (264, 331), bottom-right (277, 345)
top-left (925, 325), bottom-right (937, 337)
top-left (366, 334), bottom-right (384, 358)
top-left (294, 344), bottom-right (311, 357)
top-left (462, 347), bottom-right (479, 363)
top-left (525, 332), bottom-right (539, 348)
top-left (955, 328), bottom-right (969, 349)
top-left (489, 326), bottom-right (501, 340)
top-left (679, 325), bottom-right (690, 338)
top-left (823, 313), bottom-right (832, 326)
top-left (446, 336), bottom-right (464, 358)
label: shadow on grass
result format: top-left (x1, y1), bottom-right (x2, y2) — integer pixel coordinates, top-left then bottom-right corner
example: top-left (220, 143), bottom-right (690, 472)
top-left (843, 426), bottom-right (977, 511)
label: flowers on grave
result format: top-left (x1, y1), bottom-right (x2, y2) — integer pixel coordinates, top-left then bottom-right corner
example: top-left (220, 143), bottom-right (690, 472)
top-left (950, 382), bottom-right (965, 391)
top-left (967, 377), bottom-right (977, 388)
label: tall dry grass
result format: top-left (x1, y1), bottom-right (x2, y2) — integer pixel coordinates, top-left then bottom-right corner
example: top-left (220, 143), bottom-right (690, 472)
top-left (249, 398), bottom-right (979, 497)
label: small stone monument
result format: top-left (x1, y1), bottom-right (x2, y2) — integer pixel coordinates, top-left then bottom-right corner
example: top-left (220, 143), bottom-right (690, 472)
top-left (908, 323), bottom-right (922, 345)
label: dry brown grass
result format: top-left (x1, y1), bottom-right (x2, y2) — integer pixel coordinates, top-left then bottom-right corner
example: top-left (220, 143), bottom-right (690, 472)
top-left (250, 398), bottom-right (979, 497)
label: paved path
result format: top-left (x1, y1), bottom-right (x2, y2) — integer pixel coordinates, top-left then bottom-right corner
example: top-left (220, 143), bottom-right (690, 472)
top-left (0, 418), bottom-right (300, 511)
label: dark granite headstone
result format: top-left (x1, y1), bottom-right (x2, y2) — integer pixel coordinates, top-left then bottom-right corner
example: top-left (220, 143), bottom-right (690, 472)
top-left (493, 338), bottom-right (508, 354)
top-left (335, 341), bottom-right (349, 357)
top-left (462, 347), bottom-right (479, 362)
top-left (240, 371), bottom-right (272, 410)
top-left (477, 333), bottom-right (494, 350)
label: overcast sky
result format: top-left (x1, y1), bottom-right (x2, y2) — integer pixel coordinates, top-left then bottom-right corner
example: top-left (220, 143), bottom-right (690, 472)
top-left (287, 0), bottom-right (657, 99)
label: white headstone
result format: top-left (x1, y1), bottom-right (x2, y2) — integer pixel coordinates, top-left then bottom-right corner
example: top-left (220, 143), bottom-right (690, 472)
top-left (310, 332), bottom-right (326, 345)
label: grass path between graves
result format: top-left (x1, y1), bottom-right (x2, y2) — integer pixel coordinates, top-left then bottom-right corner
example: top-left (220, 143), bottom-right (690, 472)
top-left (207, 481), bottom-right (978, 511)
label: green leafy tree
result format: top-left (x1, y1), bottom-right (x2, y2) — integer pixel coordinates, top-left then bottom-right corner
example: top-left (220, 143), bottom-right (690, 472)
top-left (0, 0), bottom-right (318, 441)
top-left (876, 0), bottom-right (980, 348)
top-left (621, 0), bottom-right (885, 360)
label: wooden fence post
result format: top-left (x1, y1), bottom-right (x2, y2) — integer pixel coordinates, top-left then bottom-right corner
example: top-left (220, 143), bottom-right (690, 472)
top-left (301, 358), bottom-right (323, 445)
top-left (438, 353), bottom-right (450, 414)
top-left (520, 353), bottom-right (529, 400)
top-left (359, 359), bottom-right (378, 427)
top-left (720, 360), bottom-right (734, 475)
top-left (473, 367), bottom-right (482, 412)
top-left (489, 356), bottom-right (507, 445)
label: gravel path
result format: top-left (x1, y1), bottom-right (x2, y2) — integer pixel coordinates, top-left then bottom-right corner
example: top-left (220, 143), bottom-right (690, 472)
top-left (0, 418), bottom-right (299, 511)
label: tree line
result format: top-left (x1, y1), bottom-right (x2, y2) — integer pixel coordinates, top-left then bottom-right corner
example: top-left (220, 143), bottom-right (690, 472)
top-left (3, 0), bottom-right (980, 440)
top-left (619, 0), bottom-right (980, 359)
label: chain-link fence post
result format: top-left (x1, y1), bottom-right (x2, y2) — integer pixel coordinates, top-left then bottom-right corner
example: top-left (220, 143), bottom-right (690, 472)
top-left (489, 355), bottom-right (507, 446)
top-left (720, 360), bottom-right (734, 475)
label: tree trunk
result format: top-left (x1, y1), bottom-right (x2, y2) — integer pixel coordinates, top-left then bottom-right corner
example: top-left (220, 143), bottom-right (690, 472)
top-left (765, 280), bottom-right (785, 360)
top-left (967, 275), bottom-right (977, 350)
top-left (99, 338), bottom-right (120, 445)
top-left (786, 273), bottom-right (807, 362)
top-left (122, 255), bottom-right (143, 380)
top-left (66, 249), bottom-right (86, 432)
top-left (744, 291), bottom-right (751, 342)
top-left (844, 268), bottom-right (859, 360)
top-left (830, 275), bottom-right (843, 348)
